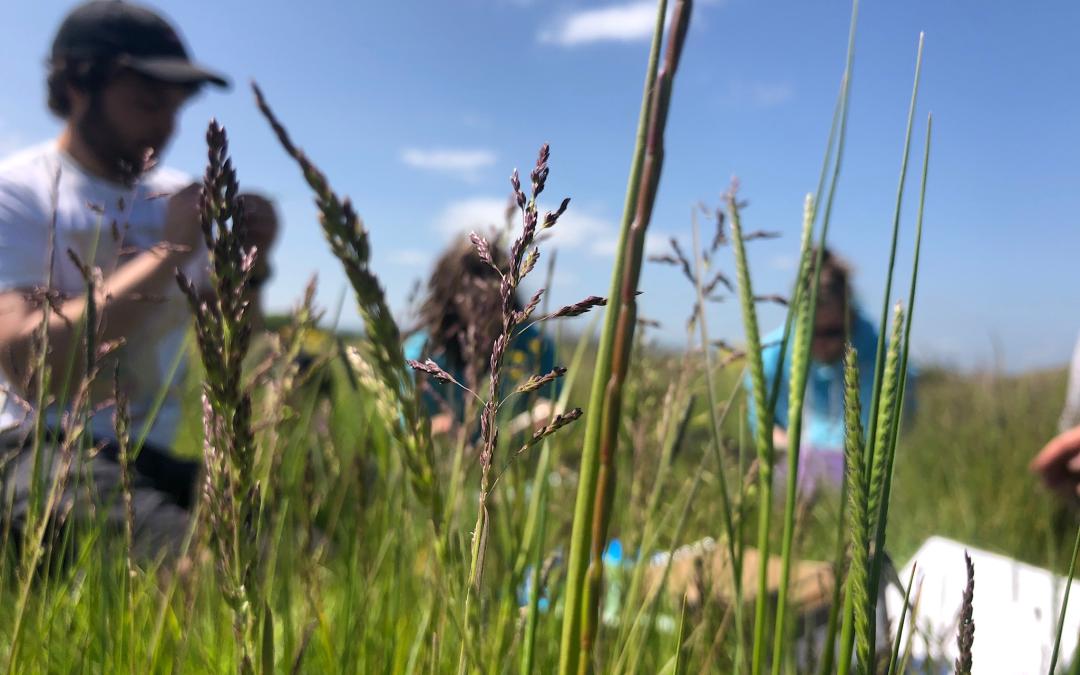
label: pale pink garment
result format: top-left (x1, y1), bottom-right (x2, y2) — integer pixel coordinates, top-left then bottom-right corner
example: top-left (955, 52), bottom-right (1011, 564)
top-left (775, 447), bottom-right (846, 498)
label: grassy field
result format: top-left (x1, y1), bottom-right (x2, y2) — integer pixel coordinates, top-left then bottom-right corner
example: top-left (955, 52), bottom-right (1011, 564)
top-left (2, 1), bottom-right (1077, 673)
top-left (3, 319), bottom-right (1074, 674)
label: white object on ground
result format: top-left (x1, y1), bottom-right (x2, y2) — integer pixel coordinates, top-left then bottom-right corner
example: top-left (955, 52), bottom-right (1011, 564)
top-left (885, 536), bottom-right (1080, 674)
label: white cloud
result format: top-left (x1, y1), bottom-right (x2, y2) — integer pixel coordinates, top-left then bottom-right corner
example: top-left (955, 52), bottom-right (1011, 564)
top-left (769, 254), bottom-right (798, 272)
top-left (434, 197), bottom-right (513, 236)
top-left (388, 248), bottom-right (431, 266)
top-left (590, 232), bottom-right (669, 258)
top-left (400, 148), bottom-right (497, 177)
top-left (551, 270), bottom-right (580, 288)
top-left (433, 196), bottom-right (669, 259)
top-left (539, 2), bottom-right (659, 46)
top-left (729, 81), bottom-right (795, 109)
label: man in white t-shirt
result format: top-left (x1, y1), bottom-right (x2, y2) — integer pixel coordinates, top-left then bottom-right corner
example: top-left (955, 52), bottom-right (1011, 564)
top-left (0, 1), bottom-right (278, 559)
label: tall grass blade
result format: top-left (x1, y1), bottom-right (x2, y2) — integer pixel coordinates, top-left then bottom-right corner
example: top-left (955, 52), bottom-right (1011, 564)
top-left (614, 392), bottom-right (693, 645)
top-left (729, 189), bottom-right (776, 675)
top-left (690, 210), bottom-right (744, 667)
top-left (867, 304), bottom-right (904, 537)
top-left (572, 1), bottom-right (692, 671)
top-left (838, 347), bottom-right (870, 675)
top-left (521, 490), bottom-right (549, 675)
top-left (886, 562), bottom-right (917, 675)
top-left (769, 193), bottom-right (816, 674)
top-left (625, 469), bottom-right (705, 675)
top-left (1049, 525), bottom-right (1080, 675)
top-left (262, 602), bottom-right (275, 675)
top-left (558, 1), bottom-right (667, 669)
top-left (861, 31), bottom-right (924, 487)
top-left (817, 481), bottom-right (849, 675)
top-left (673, 593), bottom-right (690, 675)
top-left (868, 110), bottom-right (933, 638)
top-left (252, 84), bottom-right (441, 532)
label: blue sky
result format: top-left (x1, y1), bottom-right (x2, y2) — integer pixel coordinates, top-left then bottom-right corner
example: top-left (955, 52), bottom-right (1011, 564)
top-left (1, 1), bottom-right (1078, 372)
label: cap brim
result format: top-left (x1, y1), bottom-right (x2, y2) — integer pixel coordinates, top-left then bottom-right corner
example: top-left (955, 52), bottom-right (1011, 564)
top-left (124, 56), bottom-right (230, 88)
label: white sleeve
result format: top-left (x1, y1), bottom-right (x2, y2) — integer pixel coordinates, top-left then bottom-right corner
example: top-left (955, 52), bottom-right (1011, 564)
top-left (1061, 333), bottom-right (1080, 432)
top-left (0, 179), bottom-right (49, 292)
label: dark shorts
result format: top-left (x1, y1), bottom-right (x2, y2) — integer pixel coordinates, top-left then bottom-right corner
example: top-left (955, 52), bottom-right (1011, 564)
top-left (1, 438), bottom-right (200, 563)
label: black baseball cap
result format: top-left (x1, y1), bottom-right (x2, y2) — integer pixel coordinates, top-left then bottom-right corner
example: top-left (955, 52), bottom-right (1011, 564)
top-left (51, 1), bottom-right (229, 88)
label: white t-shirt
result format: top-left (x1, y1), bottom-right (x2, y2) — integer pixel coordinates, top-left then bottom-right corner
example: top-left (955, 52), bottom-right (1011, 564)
top-left (1062, 332), bottom-right (1080, 432)
top-left (0, 141), bottom-right (207, 449)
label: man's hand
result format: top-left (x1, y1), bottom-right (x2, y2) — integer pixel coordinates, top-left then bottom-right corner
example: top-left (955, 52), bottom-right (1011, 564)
top-left (430, 413), bottom-right (454, 436)
top-left (162, 183), bottom-right (203, 256)
top-left (773, 426), bottom-right (790, 452)
top-left (240, 193), bottom-right (278, 284)
top-left (1031, 424), bottom-right (1080, 501)
top-left (240, 193), bottom-right (278, 251)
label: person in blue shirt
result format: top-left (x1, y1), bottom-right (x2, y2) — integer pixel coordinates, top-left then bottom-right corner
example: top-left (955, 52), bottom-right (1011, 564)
top-left (747, 249), bottom-right (910, 493)
top-left (403, 236), bottom-right (558, 436)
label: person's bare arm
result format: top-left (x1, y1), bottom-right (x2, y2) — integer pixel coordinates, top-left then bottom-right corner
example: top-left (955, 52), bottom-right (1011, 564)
top-left (0, 185), bottom-right (277, 397)
top-left (0, 183), bottom-right (204, 394)
top-left (1032, 424), bottom-right (1080, 502)
top-left (0, 245), bottom-right (197, 387)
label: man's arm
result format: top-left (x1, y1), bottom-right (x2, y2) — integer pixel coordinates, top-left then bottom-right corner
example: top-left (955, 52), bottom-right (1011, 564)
top-left (1032, 424), bottom-right (1080, 502)
top-left (0, 183), bottom-right (203, 394)
top-left (0, 186), bottom-right (278, 395)
top-left (0, 245), bottom-right (196, 389)
top-left (1031, 332), bottom-right (1080, 502)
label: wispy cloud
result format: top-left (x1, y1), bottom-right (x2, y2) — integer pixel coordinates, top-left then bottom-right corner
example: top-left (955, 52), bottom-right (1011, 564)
top-left (434, 197), bottom-right (513, 236)
top-left (539, 1), bottom-right (659, 46)
top-left (590, 231), bottom-right (668, 258)
top-left (728, 80), bottom-right (795, 109)
top-left (434, 196), bottom-right (667, 259)
top-left (400, 148), bottom-right (497, 179)
top-left (388, 248), bottom-right (431, 266)
top-left (769, 254), bottom-right (798, 272)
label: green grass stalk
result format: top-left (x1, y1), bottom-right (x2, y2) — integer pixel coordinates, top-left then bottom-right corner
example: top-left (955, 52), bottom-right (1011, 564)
top-left (769, 194), bottom-right (816, 674)
top-left (521, 484), bottom-right (549, 675)
top-left (817, 473), bottom-right (850, 675)
top-left (625, 470), bottom-right (705, 675)
top-left (886, 562), bottom-right (917, 675)
top-left (1049, 518), bottom-right (1080, 669)
top-left (867, 111), bottom-right (933, 639)
top-left (614, 392), bottom-right (693, 639)
top-left (690, 210), bottom-right (745, 668)
top-left (514, 319), bottom-right (596, 582)
top-left (838, 347), bottom-right (870, 675)
top-left (867, 304), bottom-right (904, 538)
top-left (788, 5), bottom-right (863, 667)
top-left (253, 84), bottom-right (441, 533)
top-left (574, 2), bottom-right (692, 672)
top-left (860, 32), bottom-right (923, 485)
top-left (673, 594), bottom-right (690, 675)
top-left (557, 1), bottom-right (667, 663)
top-left (729, 190), bottom-right (776, 675)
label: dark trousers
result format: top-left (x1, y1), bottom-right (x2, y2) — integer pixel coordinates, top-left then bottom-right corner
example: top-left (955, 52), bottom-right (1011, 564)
top-left (1, 437), bottom-right (200, 563)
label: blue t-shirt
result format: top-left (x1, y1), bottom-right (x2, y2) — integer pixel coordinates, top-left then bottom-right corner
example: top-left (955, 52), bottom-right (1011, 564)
top-left (403, 324), bottom-right (559, 422)
top-left (745, 308), bottom-right (911, 453)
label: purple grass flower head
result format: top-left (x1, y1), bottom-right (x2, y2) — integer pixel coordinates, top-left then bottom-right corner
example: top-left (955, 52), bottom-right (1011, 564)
top-left (515, 366), bottom-right (568, 395)
top-left (542, 197), bottom-right (571, 230)
top-left (549, 295), bottom-right (607, 319)
top-left (407, 358), bottom-right (459, 386)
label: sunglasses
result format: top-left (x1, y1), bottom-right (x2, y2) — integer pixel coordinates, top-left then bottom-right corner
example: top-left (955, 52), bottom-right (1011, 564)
top-left (813, 326), bottom-right (847, 340)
